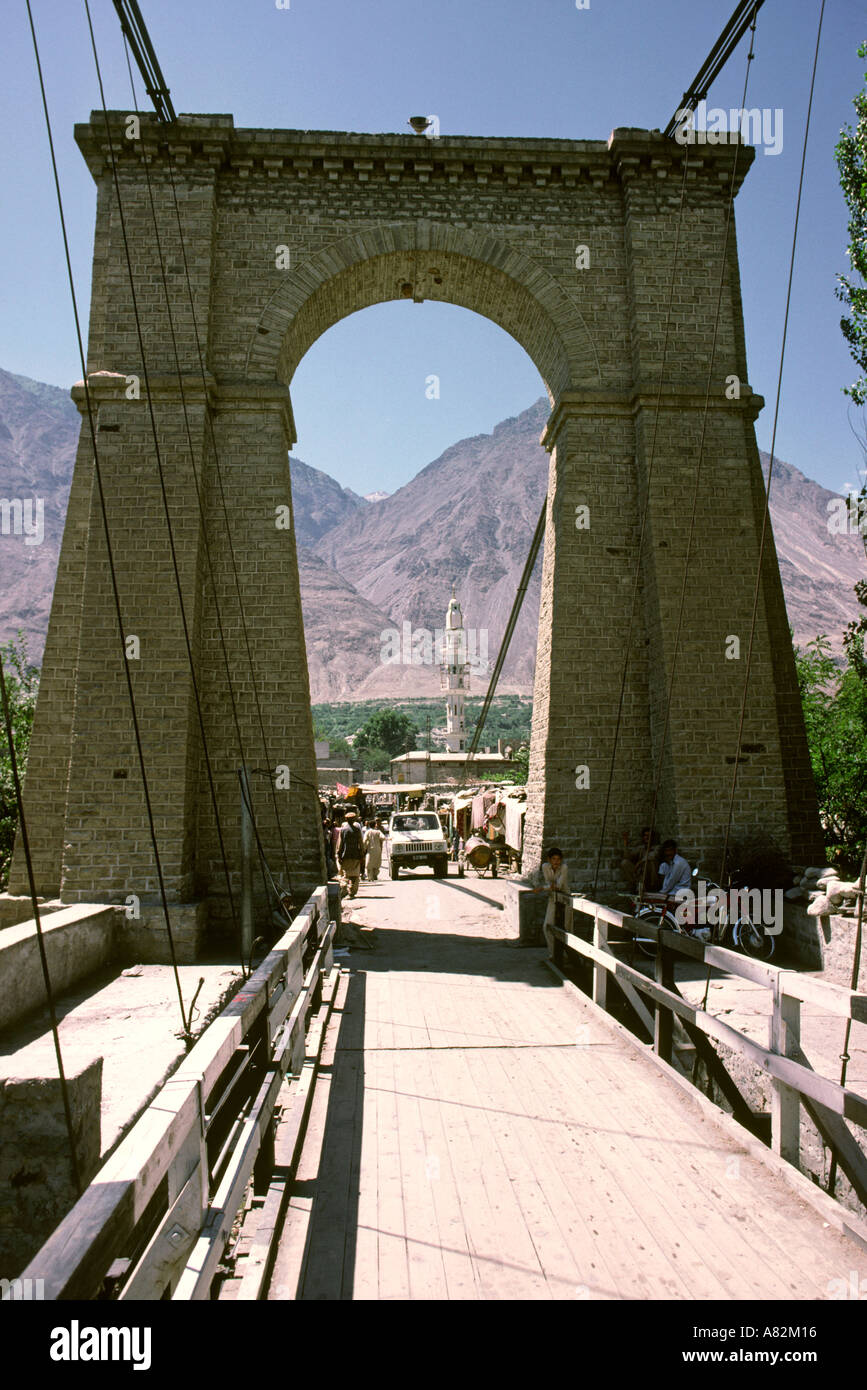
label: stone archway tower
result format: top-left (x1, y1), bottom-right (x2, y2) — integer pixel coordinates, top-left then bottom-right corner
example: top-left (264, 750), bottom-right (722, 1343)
top-left (11, 115), bottom-right (823, 943)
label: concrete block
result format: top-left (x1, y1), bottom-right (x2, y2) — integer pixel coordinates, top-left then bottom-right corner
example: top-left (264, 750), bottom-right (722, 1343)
top-left (0, 1044), bottom-right (102, 1279)
top-left (115, 899), bottom-right (208, 965)
top-left (0, 906), bottom-right (119, 1032)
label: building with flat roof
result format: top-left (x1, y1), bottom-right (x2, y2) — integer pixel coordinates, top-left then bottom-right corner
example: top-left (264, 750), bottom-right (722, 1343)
top-left (390, 750), bottom-right (519, 786)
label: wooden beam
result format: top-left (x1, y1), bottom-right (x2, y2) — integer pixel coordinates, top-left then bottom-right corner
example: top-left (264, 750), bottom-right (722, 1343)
top-left (770, 978), bottom-right (801, 1166)
top-left (787, 1038), bottom-right (867, 1210)
top-left (654, 942), bottom-right (674, 1064)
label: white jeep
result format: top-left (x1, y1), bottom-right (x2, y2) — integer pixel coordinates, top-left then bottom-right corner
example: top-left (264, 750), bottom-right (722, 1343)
top-left (388, 811), bottom-right (450, 880)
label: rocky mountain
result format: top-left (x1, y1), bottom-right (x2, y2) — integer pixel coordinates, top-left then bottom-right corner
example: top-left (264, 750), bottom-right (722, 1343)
top-left (762, 451), bottom-right (865, 655)
top-left (311, 399), bottom-right (549, 696)
top-left (0, 371), bottom-right (863, 699)
top-left (0, 369), bottom-right (79, 662)
top-left (289, 456), bottom-right (367, 548)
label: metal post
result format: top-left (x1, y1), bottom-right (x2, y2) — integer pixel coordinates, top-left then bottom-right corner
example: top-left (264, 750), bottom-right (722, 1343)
top-left (240, 767), bottom-right (254, 967)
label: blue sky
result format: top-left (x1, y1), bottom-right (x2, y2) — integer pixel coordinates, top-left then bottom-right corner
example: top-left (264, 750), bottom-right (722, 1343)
top-left (1, 0), bottom-right (865, 497)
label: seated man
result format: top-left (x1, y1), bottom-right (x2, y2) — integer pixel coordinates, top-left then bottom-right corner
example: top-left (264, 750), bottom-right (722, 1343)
top-left (656, 839), bottom-right (692, 898)
top-left (620, 826), bottom-right (659, 889)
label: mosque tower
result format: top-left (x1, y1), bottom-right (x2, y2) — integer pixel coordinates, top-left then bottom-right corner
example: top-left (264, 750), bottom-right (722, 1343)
top-left (440, 586), bottom-right (470, 753)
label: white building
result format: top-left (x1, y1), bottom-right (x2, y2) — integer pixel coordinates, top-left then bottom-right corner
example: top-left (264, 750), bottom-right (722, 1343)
top-left (440, 587), bottom-right (470, 753)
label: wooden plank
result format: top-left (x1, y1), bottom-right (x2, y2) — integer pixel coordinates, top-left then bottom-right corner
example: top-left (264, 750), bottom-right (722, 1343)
top-left (467, 1042), bottom-right (605, 1299)
top-left (25, 888), bottom-right (328, 1304)
top-left (563, 1043), bottom-right (810, 1299)
top-left (571, 898), bottom-right (778, 987)
top-left (409, 968), bottom-right (481, 1300)
top-left (298, 980), bottom-right (365, 1300)
top-left (676, 1019), bottom-right (757, 1130)
top-left (781, 971), bottom-right (867, 1022)
top-left (770, 979), bottom-right (801, 1165)
top-left (592, 907), bottom-right (608, 1011)
top-left (373, 1041), bottom-right (410, 1298)
top-left (548, 1045), bottom-right (758, 1299)
top-left (350, 983), bottom-right (380, 1300)
top-left (120, 1160), bottom-right (206, 1301)
top-left (392, 1042), bottom-right (449, 1300)
top-left (655, 940), bottom-right (674, 1063)
top-left (479, 1043), bottom-right (625, 1300)
top-left (558, 927), bottom-right (867, 1130)
top-left (21, 1181), bottom-right (137, 1301)
top-left (410, 1035), bottom-right (480, 1300)
top-left (501, 1039), bottom-right (690, 1299)
top-left (265, 1023), bottom-right (339, 1302)
top-left (570, 976), bottom-right (867, 1286)
top-left (234, 970), bottom-right (344, 1300)
top-left (172, 1064), bottom-right (284, 1300)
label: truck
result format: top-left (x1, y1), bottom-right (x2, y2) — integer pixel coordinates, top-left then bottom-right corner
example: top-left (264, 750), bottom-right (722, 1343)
top-left (388, 810), bottom-right (450, 880)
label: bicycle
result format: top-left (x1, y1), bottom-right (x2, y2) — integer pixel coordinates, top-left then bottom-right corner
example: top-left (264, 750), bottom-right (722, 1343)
top-left (628, 868), bottom-right (775, 961)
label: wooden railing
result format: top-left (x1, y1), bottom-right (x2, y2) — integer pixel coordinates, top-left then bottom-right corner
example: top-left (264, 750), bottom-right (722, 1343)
top-left (554, 897), bottom-right (867, 1207)
top-left (20, 886), bottom-right (337, 1301)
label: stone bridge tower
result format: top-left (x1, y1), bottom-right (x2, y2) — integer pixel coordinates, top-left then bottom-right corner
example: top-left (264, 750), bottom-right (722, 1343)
top-left (11, 114), bottom-right (822, 942)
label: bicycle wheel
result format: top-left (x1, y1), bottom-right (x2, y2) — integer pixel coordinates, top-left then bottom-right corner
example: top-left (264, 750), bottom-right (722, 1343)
top-left (633, 909), bottom-right (662, 959)
top-left (735, 916), bottom-right (775, 961)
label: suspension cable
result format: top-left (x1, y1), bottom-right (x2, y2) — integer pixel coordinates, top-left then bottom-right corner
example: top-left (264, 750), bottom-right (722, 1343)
top-left (25, 0), bottom-right (192, 1042)
top-left (717, 0), bottom-right (827, 891)
top-left (460, 494), bottom-right (547, 786)
top-left (0, 648), bottom-right (81, 1194)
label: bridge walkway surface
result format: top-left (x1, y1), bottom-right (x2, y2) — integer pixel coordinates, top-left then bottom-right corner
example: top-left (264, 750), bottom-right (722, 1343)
top-left (265, 873), bottom-right (862, 1301)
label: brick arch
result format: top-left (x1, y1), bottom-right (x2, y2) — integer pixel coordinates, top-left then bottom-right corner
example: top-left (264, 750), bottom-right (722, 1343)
top-left (242, 222), bottom-right (601, 398)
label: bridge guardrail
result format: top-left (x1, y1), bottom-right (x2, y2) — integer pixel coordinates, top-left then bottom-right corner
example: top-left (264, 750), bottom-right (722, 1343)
top-left (17, 886), bottom-right (336, 1301)
top-left (554, 897), bottom-right (867, 1209)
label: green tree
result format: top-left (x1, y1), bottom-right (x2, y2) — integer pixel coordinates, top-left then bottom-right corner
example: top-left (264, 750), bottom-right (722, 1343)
top-left (355, 708), bottom-right (419, 759)
top-left (0, 634), bottom-right (39, 889)
top-left (357, 744), bottom-right (391, 774)
top-left (836, 41), bottom-right (867, 406)
top-left (794, 633), bottom-right (867, 872)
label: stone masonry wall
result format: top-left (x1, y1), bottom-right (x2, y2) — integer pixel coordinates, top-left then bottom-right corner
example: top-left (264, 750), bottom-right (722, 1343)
top-left (13, 116), bottom-right (822, 939)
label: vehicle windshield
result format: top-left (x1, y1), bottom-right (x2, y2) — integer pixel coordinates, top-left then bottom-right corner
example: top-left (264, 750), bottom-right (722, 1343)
top-left (391, 814), bottom-right (440, 833)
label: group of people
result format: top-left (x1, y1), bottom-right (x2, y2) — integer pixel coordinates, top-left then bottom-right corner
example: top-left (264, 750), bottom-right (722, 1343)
top-left (620, 827), bottom-right (692, 897)
top-left (321, 804), bottom-right (388, 899)
top-left (531, 830), bottom-right (692, 957)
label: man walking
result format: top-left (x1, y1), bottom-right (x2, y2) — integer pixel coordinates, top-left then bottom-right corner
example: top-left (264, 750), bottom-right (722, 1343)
top-left (363, 819), bottom-right (386, 881)
top-left (337, 810), bottom-right (365, 899)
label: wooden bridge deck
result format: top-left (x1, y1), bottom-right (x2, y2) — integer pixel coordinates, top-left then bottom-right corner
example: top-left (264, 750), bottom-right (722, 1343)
top-left (266, 880), bottom-right (865, 1301)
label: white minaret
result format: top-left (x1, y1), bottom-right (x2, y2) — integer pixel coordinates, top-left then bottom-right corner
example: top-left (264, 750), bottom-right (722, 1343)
top-left (440, 586), bottom-right (470, 753)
